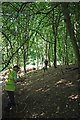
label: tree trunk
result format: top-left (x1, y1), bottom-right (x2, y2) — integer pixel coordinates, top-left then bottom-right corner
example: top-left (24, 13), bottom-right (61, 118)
top-left (54, 36), bottom-right (57, 68)
top-left (23, 45), bottom-right (26, 73)
top-left (45, 42), bottom-right (48, 60)
top-left (61, 3), bottom-right (80, 78)
top-left (35, 38), bottom-right (38, 70)
top-left (52, 14), bottom-right (57, 68)
top-left (48, 43), bottom-right (51, 67)
top-left (51, 9), bottom-right (60, 68)
top-left (65, 28), bottom-right (68, 65)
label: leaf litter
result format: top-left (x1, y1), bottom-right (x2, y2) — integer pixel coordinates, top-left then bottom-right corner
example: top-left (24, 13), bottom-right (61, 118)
top-left (2, 65), bottom-right (80, 119)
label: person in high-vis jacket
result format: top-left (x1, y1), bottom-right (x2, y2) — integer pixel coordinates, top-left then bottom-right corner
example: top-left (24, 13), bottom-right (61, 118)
top-left (4, 65), bottom-right (20, 111)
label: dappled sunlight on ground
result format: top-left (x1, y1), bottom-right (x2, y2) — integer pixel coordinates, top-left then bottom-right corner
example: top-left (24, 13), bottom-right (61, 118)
top-left (55, 79), bottom-right (77, 88)
top-left (65, 81), bottom-right (75, 87)
top-left (68, 94), bottom-right (79, 100)
top-left (2, 65), bottom-right (79, 119)
top-left (35, 87), bottom-right (51, 93)
top-left (55, 79), bottom-right (66, 85)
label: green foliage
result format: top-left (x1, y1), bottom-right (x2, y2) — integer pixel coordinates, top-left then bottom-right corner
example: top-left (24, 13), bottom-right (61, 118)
top-left (1, 2), bottom-right (79, 71)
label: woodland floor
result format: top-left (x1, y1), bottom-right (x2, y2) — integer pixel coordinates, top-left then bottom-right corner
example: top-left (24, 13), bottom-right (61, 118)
top-left (2, 65), bottom-right (80, 119)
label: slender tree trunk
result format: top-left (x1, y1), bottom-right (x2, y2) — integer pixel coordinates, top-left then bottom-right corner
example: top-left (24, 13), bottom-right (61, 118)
top-left (65, 28), bottom-right (68, 65)
top-left (16, 20), bottom-right (20, 66)
top-left (23, 45), bottom-right (26, 73)
top-left (48, 43), bottom-right (51, 67)
top-left (51, 9), bottom-right (60, 68)
top-left (45, 42), bottom-right (48, 60)
top-left (35, 38), bottom-right (38, 70)
top-left (54, 36), bottom-right (57, 68)
top-left (52, 14), bottom-right (57, 68)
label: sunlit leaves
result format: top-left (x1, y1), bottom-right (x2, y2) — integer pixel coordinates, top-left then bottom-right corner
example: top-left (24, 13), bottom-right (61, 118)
top-left (2, 2), bottom-right (79, 70)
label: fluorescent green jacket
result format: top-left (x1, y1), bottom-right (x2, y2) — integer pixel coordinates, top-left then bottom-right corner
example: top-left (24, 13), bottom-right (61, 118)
top-left (4, 70), bottom-right (17, 91)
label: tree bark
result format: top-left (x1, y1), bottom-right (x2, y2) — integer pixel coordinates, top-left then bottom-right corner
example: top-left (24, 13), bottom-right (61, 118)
top-left (23, 45), bottom-right (26, 73)
top-left (61, 3), bottom-right (80, 78)
top-left (48, 43), bottom-right (51, 67)
top-left (52, 11), bottom-right (57, 68)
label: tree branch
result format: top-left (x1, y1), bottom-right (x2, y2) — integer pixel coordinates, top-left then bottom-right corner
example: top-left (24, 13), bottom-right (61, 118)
top-left (2, 31), bottom-right (13, 49)
top-left (1, 32), bottom-right (33, 72)
top-left (31, 29), bottom-right (54, 44)
top-left (35, 3), bottom-right (60, 15)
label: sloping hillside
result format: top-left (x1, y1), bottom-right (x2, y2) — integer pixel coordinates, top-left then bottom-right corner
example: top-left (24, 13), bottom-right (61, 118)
top-left (2, 65), bottom-right (80, 119)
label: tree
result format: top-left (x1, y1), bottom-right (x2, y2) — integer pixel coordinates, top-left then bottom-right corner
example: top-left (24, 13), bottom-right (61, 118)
top-left (61, 3), bottom-right (80, 78)
top-left (1, 2), bottom-right (79, 73)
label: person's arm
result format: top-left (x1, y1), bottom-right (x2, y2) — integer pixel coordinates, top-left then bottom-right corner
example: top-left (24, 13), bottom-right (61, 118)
top-left (14, 73), bottom-right (24, 82)
top-left (13, 72), bottom-right (20, 82)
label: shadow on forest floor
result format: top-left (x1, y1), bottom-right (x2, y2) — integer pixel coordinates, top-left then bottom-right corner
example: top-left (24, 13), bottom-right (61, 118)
top-left (1, 65), bottom-right (80, 119)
